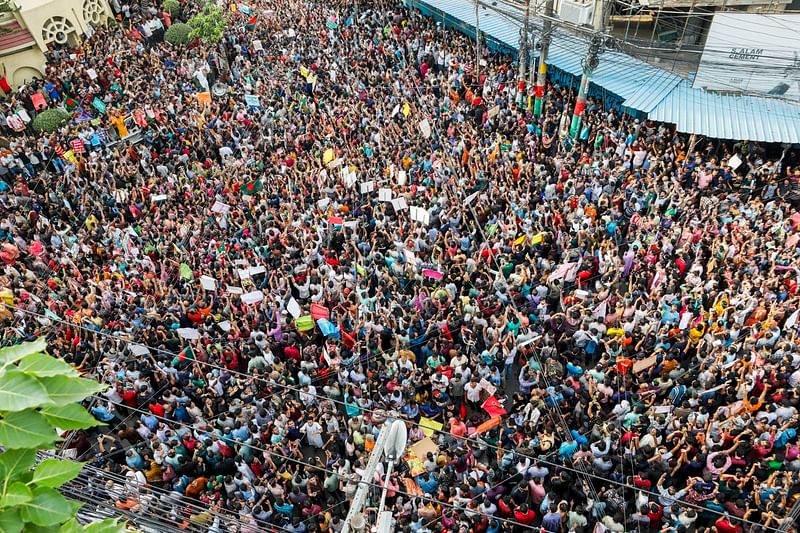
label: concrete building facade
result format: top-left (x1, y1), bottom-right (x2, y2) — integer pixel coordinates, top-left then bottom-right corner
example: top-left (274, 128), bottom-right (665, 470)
top-left (0, 0), bottom-right (113, 88)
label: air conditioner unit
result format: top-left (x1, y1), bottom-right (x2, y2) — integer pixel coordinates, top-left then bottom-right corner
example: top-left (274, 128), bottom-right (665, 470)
top-left (558, 0), bottom-right (595, 26)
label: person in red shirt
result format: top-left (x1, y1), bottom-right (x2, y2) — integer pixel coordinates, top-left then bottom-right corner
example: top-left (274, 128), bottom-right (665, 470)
top-left (513, 503), bottom-right (536, 526)
top-left (647, 502), bottom-right (663, 530)
top-left (715, 515), bottom-right (743, 533)
top-left (121, 385), bottom-right (137, 408)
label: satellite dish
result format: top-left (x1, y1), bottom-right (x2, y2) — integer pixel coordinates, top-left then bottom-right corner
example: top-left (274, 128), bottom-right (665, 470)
top-left (383, 419), bottom-right (408, 461)
top-left (212, 83), bottom-right (227, 97)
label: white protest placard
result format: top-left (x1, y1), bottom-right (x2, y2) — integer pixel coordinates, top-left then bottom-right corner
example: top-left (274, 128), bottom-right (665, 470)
top-left (87, 68), bottom-right (98, 80)
top-left (241, 290), bottom-right (265, 305)
top-left (130, 344), bottom-right (151, 356)
top-left (397, 170), bottom-right (407, 186)
top-left (487, 105), bottom-right (501, 119)
top-left (200, 275), bottom-right (217, 291)
top-left (727, 154), bottom-right (742, 170)
top-left (679, 311), bottom-right (692, 330)
top-left (151, 194), bottom-right (168, 203)
top-left (403, 249), bottom-right (417, 264)
top-left (786, 308), bottom-right (800, 330)
top-left (237, 268), bottom-right (251, 280)
top-left (226, 285), bottom-right (244, 294)
top-left (344, 220), bottom-right (358, 230)
top-left (177, 328), bottom-right (200, 340)
top-left (252, 39), bottom-right (263, 51)
top-left (219, 320), bottom-right (231, 332)
top-left (360, 181), bottom-right (374, 194)
top-left (391, 197), bottom-right (408, 211)
top-left (248, 265), bottom-right (266, 276)
top-left (318, 197), bottom-right (331, 209)
top-left (344, 171), bottom-right (357, 188)
top-left (379, 188), bottom-right (392, 202)
top-left (479, 378), bottom-right (497, 397)
top-left (464, 191), bottom-right (479, 206)
top-left (410, 206), bottom-right (430, 225)
top-left (287, 297), bottom-right (302, 319)
top-left (419, 118), bottom-right (431, 139)
top-left (211, 200), bottom-right (230, 214)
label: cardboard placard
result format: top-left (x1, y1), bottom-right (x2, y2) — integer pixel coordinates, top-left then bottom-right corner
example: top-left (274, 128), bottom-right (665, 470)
top-left (241, 290), bottom-right (265, 305)
top-left (177, 327), bottom-right (200, 340)
top-left (200, 275), bottom-right (216, 291)
top-left (391, 197), bottom-right (408, 211)
top-left (211, 201), bottom-right (230, 214)
top-left (287, 297), bottom-right (302, 318)
top-left (633, 354), bottom-right (658, 374)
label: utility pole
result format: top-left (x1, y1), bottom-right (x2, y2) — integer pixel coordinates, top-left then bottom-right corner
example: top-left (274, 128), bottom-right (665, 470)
top-left (517, 0), bottom-right (531, 109)
top-left (568, 34), bottom-right (602, 138)
top-left (533, 0), bottom-right (554, 116)
top-left (475, 0), bottom-right (481, 81)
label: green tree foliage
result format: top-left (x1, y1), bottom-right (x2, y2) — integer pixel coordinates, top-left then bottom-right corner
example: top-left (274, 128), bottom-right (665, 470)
top-left (162, 0), bottom-right (180, 17)
top-left (0, 338), bottom-right (125, 533)
top-left (188, 5), bottom-right (228, 44)
top-left (31, 109), bottom-right (71, 133)
top-left (165, 22), bottom-right (192, 44)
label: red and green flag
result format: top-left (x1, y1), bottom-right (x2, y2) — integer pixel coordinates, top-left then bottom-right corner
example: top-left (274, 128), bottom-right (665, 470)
top-left (242, 179), bottom-right (263, 195)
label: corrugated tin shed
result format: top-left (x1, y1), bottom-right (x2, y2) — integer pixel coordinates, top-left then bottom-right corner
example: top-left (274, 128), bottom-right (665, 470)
top-left (420, 0), bottom-right (682, 112)
top-left (648, 80), bottom-right (800, 143)
top-left (417, 0), bottom-right (800, 144)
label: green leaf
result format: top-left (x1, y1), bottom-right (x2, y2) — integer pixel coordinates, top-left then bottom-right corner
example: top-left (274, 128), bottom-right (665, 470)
top-left (0, 337), bottom-right (47, 367)
top-left (16, 353), bottom-right (79, 378)
top-left (32, 459), bottom-right (84, 488)
top-left (0, 411), bottom-right (57, 449)
top-left (58, 518), bottom-right (83, 533)
top-left (41, 403), bottom-right (102, 431)
top-left (36, 376), bottom-right (106, 404)
top-left (0, 449), bottom-right (35, 478)
top-left (0, 481), bottom-right (32, 507)
top-left (84, 518), bottom-right (126, 533)
top-left (0, 508), bottom-right (23, 533)
top-left (19, 486), bottom-right (72, 526)
top-left (0, 369), bottom-right (50, 411)
top-left (21, 524), bottom-right (61, 533)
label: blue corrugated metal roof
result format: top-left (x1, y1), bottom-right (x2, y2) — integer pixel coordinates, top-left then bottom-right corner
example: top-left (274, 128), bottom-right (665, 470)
top-left (621, 69), bottom-right (682, 112)
top-left (420, 0), bottom-right (522, 49)
top-left (420, 0), bottom-right (681, 113)
top-left (419, 0), bottom-right (800, 143)
top-left (648, 80), bottom-right (800, 143)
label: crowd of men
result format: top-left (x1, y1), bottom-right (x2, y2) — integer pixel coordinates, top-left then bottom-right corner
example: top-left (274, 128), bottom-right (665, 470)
top-left (2, 0), bottom-right (800, 532)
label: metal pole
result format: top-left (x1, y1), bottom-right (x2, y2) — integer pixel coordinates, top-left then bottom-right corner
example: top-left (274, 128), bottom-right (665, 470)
top-left (475, 0), bottom-right (481, 81)
top-left (518, 0), bottom-right (531, 108)
top-left (342, 424), bottom-right (391, 533)
top-left (673, 0), bottom-right (694, 70)
top-left (533, 0), bottom-right (554, 116)
top-left (569, 34), bottom-right (602, 138)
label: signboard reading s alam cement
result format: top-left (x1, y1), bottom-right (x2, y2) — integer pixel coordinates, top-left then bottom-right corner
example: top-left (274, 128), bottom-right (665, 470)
top-left (693, 13), bottom-right (800, 101)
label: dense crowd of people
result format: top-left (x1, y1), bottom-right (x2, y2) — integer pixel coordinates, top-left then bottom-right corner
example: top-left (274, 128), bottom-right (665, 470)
top-left (2, 0), bottom-right (800, 532)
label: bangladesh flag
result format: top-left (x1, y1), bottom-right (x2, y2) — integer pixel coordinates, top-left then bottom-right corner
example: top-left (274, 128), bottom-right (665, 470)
top-left (242, 179), bottom-right (263, 195)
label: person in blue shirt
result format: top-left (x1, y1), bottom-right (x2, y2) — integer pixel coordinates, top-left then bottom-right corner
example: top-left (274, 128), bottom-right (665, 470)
top-left (274, 496), bottom-right (294, 517)
top-left (91, 402), bottom-right (117, 423)
top-left (416, 472), bottom-right (438, 495)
